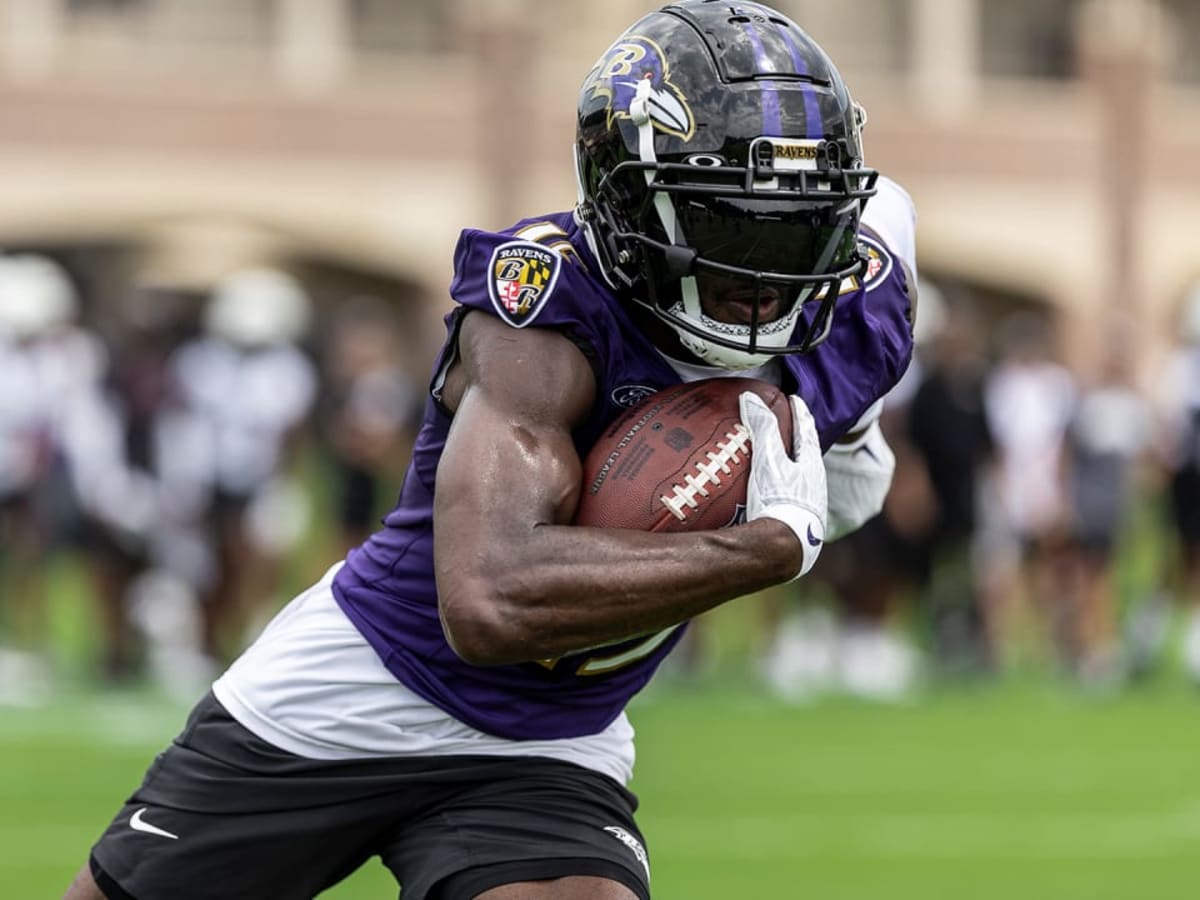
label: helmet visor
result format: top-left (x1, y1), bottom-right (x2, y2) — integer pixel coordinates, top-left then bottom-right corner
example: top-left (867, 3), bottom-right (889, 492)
top-left (674, 195), bottom-right (858, 282)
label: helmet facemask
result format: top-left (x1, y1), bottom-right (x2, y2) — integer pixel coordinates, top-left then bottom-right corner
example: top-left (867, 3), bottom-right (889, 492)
top-left (580, 81), bottom-right (874, 368)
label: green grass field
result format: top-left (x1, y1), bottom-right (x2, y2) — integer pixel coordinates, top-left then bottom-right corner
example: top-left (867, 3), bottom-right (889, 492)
top-left (4, 673), bottom-right (1200, 899)
top-left (3, 487), bottom-right (1196, 899)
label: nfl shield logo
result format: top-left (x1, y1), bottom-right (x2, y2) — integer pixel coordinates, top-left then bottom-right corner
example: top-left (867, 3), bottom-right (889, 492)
top-left (487, 241), bottom-right (561, 327)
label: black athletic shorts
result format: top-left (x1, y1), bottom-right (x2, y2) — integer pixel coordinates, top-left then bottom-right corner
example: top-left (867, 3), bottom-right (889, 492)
top-left (89, 692), bottom-right (651, 900)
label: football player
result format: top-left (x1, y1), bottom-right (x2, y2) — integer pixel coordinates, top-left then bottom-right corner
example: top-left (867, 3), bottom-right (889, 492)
top-left (0, 254), bottom-right (103, 700)
top-left (67, 3), bottom-right (915, 898)
top-left (168, 267), bottom-right (319, 662)
top-left (1131, 285), bottom-right (1200, 681)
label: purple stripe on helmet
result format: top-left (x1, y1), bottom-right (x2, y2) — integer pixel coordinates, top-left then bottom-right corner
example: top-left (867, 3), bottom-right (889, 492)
top-left (737, 13), bottom-right (781, 137)
top-left (773, 21), bottom-right (823, 139)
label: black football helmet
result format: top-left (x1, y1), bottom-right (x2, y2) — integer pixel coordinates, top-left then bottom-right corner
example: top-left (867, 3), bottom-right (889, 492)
top-left (574, 0), bottom-right (877, 368)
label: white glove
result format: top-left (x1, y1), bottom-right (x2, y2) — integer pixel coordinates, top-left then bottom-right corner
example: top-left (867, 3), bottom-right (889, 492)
top-left (738, 391), bottom-right (827, 580)
top-left (824, 419), bottom-right (896, 541)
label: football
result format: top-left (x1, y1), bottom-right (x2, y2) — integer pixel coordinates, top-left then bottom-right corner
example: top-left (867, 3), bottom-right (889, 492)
top-left (574, 377), bottom-right (793, 532)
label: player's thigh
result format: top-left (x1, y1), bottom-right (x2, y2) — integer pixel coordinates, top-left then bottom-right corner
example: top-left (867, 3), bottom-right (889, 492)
top-left (475, 876), bottom-right (639, 899)
top-left (386, 758), bottom-right (651, 900)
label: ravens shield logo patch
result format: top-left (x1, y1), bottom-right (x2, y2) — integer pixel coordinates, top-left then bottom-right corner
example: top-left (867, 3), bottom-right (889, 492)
top-left (487, 241), bottom-right (561, 327)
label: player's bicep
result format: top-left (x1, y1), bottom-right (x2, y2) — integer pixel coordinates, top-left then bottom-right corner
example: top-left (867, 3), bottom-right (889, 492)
top-left (434, 312), bottom-right (595, 557)
top-left (437, 384), bottom-right (585, 532)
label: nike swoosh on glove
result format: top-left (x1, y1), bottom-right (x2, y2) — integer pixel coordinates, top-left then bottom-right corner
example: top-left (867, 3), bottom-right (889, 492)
top-left (738, 391), bottom-right (828, 581)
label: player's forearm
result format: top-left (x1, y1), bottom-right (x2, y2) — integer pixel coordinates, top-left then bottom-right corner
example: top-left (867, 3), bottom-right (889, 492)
top-left (436, 517), bottom-right (799, 666)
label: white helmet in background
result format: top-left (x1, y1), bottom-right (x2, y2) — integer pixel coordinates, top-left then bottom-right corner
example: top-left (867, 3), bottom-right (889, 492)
top-left (0, 254), bottom-right (78, 340)
top-left (204, 267), bottom-right (313, 347)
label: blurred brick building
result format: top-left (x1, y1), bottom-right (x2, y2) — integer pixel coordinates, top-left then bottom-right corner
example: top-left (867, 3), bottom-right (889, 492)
top-left (0, 0), bottom-right (1194, 372)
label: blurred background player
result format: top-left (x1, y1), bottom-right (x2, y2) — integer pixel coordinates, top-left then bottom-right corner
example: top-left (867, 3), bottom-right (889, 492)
top-left (318, 294), bottom-right (424, 555)
top-left (57, 278), bottom-right (214, 693)
top-left (1131, 284), bottom-right (1200, 682)
top-left (1054, 332), bottom-right (1152, 685)
top-left (906, 285), bottom-right (996, 676)
top-left (0, 254), bottom-right (105, 702)
top-left (980, 311), bottom-right (1077, 672)
top-left (167, 266), bottom-right (318, 664)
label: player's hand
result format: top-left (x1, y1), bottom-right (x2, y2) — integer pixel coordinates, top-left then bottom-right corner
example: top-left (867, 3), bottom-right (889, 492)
top-left (738, 391), bottom-right (827, 580)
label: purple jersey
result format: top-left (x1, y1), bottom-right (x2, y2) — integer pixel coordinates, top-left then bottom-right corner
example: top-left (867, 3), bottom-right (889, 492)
top-left (332, 211), bottom-right (912, 740)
